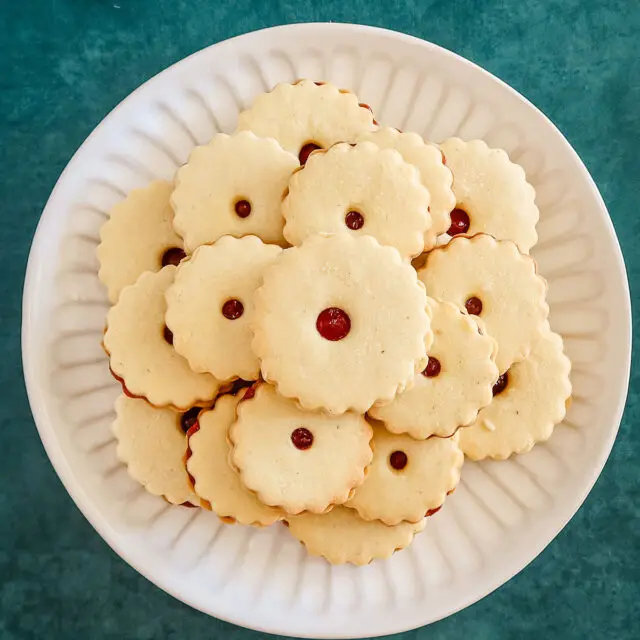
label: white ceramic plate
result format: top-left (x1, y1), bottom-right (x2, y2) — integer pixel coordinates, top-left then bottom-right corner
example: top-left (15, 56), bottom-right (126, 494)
top-left (22, 23), bottom-right (631, 638)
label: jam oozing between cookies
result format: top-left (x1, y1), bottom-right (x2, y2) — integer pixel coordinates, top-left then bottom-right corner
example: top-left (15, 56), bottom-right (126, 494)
top-left (161, 247), bottom-right (186, 267)
top-left (345, 210), bottom-right (365, 230)
top-left (465, 296), bottom-right (483, 316)
top-left (422, 356), bottom-right (441, 378)
top-left (222, 298), bottom-right (244, 320)
top-left (447, 208), bottom-right (470, 236)
top-left (234, 199), bottom-right (252, 219)
top-left (389, 450), bottom-right (408, 471)
top-left (299, 143), bottom-right (321, 165)
top-left (316, 307), bottom-right (351, 341)
top-left (180, 407), bottom-right (201, 433)
top-left (163, 325), bottom-right (174, 345)
top-left (492, 371), bottom-right (509, 396)
top-left (291, 427), bottom-right (314, 450)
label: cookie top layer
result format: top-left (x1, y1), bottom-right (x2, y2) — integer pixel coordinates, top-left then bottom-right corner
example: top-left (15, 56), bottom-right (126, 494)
top-left (287, 505), bottom-right (425, 566)
top-left (103, 266), bottom-right (220, 409)
top-left (358, 127), bottom-right (454, 250)
top-left (165, 236), bottom-right (282, 382)
top-left (369, 298), bottom-right (498, 438)
top-left (112, 395), bottom-right (200, 506)
top-left (171, 131), bottom-right (298, 252)
top-left (97, 181), bottom-right (185, 303)
top-left (283, 141), bottom-right (431, 259)
top-left (186, 393), bottom-right (282, 525)
top-left (237, 80), bottom-right (376, 160)
top-left (459, 328), bottom-right (572, 460)
top-left (229, 384), bottom-right (373, 515)
top-left (253, 234), bottom-right (431, 414)
top-left (346, 421), bottom-right (463, 525)
top-left (439, 138), bottom-right (539, 253)
top-left (418, 234), bottom-right (548, 373)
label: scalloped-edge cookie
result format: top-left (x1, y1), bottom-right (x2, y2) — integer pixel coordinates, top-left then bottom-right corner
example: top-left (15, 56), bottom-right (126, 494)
top-left (253, 234), bottom-right (432, 414)
top-left (236, 79), bottom-right (376, 162)
top-left (97, 180), bottom-right (185, 303)
top-left (439, 138), bottom-right (539, 253)
top-left (287, 506), bottom-right (425, 566)
top-left (418, 234), bottom-right (548, 373)
top-left (112, 394), bottom-right (201, 506)
top-left (346, 420), bottom-right (463, 525)
top-left (358, 127), bottom-right (454, 250)
top-left (186, 393), bottom-right (282, 526)
top-left (103, 266), bottom-right (220, 409)
top-left (369, 298), bottom-right (498, 438)
top-left (229, 384), bottom-right (373, 515)
top-left (171, 131), bottom-right (298, 252)
top-left (460, 327), bottom-right (572, 460)
top-left (165, 236), bottom-right (282, 382)
top-left (283, 141), bottom-right (431, 259)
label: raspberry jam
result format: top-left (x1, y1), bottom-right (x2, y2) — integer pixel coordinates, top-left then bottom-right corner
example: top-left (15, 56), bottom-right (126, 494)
top-left (299, 143), bottom-right (321, 165)
top-left (465, 296), bottom-right (483, 316)
top-left (222, 299), bottom-right (244, 320)
top-left (426, 505), bottom-right (442, 517)
top-left (447, 208), bottom-right (470, 236)
top-left (291, 427), bottom-right (314, 450)
top-left (180, 407), bottom-right (201, 433)
top-left (389, 450), bottom-right (408, 470)
top-left (422, 356), bottom-right (441, 378)
top-left (492, 372), bottom-right (509, 396)
top-left (316, 307), bottom-right (351, 341)
top-left (235, 199), bottom-right (252, 219)
top-left (345, 210), bottom-right (364, 230)
top-left (161, 247), bottom-right (186, 267)
top-left (163, 325), bottom-right (174, 345)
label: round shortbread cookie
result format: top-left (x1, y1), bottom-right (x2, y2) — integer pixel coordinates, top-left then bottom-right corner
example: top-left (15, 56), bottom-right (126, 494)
top-left (346, 421), bottom-right (463, 525)
top-left (439, 138), bottom-right (539, 253)
top-left (418, 234), bottom-right (548, 374)
top-left (253, 234), bottom-right (432, 414)
top-left (171, 131), bottom-right (298, 252)
top-left (236, 79), bottom-right (376, 162)
top-left (112, 394), bottom-right (200, 506)
top-left (97, 181), bottom-right (185, 303)
top-left (459, 328), bottom-right (572, 460)
top-left (229, 384), bottom-right (373, 515)
top-left (165, 236), bottom-right (282, 382)
top-left (286, 506), bottom-right (425, 566)
top-left (186, 393), bottom-right (282, 526)
top-left (369, 298), bottom-right (499, 438)
top-left (283, 141), bottom-right (431, 259)
top-left (103, 266), bottom-right (220, 409)
top-left (358, 127), bottom-right (454, 250)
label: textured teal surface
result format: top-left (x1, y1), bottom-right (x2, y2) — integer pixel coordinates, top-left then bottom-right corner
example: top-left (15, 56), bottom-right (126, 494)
top-left (1, 1), bottom-right (639, 638)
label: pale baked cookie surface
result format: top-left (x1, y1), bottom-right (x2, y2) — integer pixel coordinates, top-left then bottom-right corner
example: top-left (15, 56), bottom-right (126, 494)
top-left (283, 141), bottom-right (431, 259)
top-left (112, 395), bottom-right (200, 506)
top-left (346, 421), bottom-right (463, 525)
top-left (237, 79), bottom-right (376, 161)
top-left (97, 181), bottom-right (185, 303)
top-left (253, 234), bottom-right (432, 414)
top-left (165, 236), bottom-right (282, 382)
top-left (287, 506), bottom-right (425, 566)
top-left (370, 298), bottom-right (498, 438)
top-left (439, 138), bottom-right (539, 252)
top-left (103, 266), bottom-right (220, 409)
top-left (418, 234), bottom-right (548, 373)
top-left (229, 384), bottom-right (373, 515)
top-left (171, 131), bottom-right (298, 252)
top-left (459, 328), bottom-right (572, 460)
top-left (186, 393), bottom-right (282, 525)
top-left (358, 127), bottom-right (454, 250)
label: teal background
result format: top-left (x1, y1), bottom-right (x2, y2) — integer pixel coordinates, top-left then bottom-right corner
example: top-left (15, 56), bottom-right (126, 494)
top-left (1, 0), bottom-right (638, 638)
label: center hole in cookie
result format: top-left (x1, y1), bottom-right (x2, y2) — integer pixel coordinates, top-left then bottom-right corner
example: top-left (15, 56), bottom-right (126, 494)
top-left (163, 325), bottom-right (174, 345)
top-left (389, 450), bottom-right (408, 471)
top-left (345, 209), bottom-right (365, 230)
top-left (422, 356), bottom-right (441, 378)
top-left (161, 246), bottom-right (186, 267)
top-left (221, 298), bottom-right (244, 320)
top-left (465, 296), bottom-right (483, 316)
top-left (492, 371), bottom-right (509, 396)
top-left (316, 307), bottom-right (351, 341)
top-left (180, 407), bottom-right (201, 433)
top-left (447, 208), bottom-right (470, 236)
top-left (291, 427), bottom-right (314, 450)
top-left (234, 199), bottom-right (252, 219)
top-left (298, 142), bottom-right (322, 165)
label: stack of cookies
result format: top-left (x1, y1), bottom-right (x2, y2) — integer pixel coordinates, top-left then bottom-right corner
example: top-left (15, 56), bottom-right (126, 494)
top-left (98, 79), bottom-right (572, 565)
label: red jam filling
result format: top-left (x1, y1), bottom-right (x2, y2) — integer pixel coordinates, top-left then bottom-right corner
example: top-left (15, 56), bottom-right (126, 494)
top-left (465, 296), bottom-right (482, 316)
top-left (316, 307), bottom-right (351, 341)
top-left (161, 247), bottom-right (186, 267)
top-left (345, 210), bottom-right (364, 230)
top-left (422, 356), bottom-right (441, 378)
top-left (299, 143), bottom-right (321, 165)
top-left (389, 450), bottom-right (408, 470)
top-left (447, 208), bottom-right (470, 236)
top-left (222, 299), bottom-right (244, 320)
top-left (291, 427), bottom-right (314, 450)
